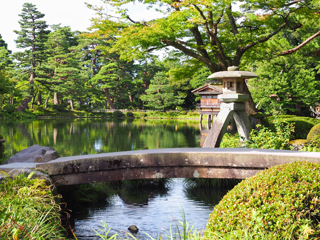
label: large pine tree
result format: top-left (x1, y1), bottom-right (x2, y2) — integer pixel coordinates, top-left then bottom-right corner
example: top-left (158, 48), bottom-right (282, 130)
top-left (13, 3), bottom-right (50, 111)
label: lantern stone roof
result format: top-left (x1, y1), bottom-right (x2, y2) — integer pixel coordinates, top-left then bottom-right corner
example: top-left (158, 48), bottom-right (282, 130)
top-left (192, 84), bottom-right (223, 95)
top-left (207, 66), bottom-right (258, 79)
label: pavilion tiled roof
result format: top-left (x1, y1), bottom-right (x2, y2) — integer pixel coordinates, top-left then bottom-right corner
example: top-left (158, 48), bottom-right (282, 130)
top-left (191, 84), bottom-right (223, 95)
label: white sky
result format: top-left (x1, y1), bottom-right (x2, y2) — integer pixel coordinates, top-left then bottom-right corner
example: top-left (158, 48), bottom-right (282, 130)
top-left (0, 0), bottom-right (163, 53)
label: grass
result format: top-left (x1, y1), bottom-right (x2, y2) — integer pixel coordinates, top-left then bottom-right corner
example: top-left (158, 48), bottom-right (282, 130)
top-left (94, 208), bottom-right (203, 240)
top-left (93, 209), bottom-right (301, 240)
top-left (0, 171), bottom-right (66, 239)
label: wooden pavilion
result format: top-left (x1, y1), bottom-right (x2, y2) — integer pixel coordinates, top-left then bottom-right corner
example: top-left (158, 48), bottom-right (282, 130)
top-left (192, 83), bottom-right (223, 123)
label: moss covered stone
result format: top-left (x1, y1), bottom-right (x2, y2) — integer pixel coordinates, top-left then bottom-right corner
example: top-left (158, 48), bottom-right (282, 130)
top-left (206, 161), bottom-right (320, 239)
top-left (307, 123), bottom-right (320, 147)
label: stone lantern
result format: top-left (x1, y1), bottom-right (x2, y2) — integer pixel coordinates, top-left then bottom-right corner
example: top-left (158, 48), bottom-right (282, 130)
top-left (203, 66), bottom-right (258, 148)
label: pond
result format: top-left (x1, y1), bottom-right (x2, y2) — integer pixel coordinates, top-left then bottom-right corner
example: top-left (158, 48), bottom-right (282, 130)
top-left (0, 118), bottom-right (227, 239)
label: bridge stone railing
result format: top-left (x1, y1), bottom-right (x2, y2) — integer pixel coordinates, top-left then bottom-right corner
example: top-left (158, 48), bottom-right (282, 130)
top-left (35, 148), bottom-right (320, 186)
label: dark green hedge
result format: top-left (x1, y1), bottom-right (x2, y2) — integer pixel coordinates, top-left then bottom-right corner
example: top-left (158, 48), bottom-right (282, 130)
top-left (126, 112), bottom-right (134, 118)
top-left (206, 161), bottom-right (320, 239)
top-left (263, 115), bottom-right (320, 139)
top-left (112, 110), bottom-right (124, 118)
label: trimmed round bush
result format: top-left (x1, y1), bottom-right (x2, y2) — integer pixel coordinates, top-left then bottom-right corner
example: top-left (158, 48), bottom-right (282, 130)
top-left (113, 110), bottom-right (124, 118)
top-left (52, 104), bottom-right (67, 112)
top-left (206, 161), bottom-right (320, 239)
top-left (126, 112), bottom-right (134, 118)
top-left (307, 123), bottom-right (320, 147)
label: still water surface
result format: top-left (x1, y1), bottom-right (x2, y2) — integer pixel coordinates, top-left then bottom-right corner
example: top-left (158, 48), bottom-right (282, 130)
top-left (0, 118), bottom-right (225, 239)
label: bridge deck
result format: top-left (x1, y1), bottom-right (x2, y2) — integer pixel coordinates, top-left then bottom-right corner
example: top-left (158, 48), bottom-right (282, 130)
top-left (30, 148), bottom-right (320, 186)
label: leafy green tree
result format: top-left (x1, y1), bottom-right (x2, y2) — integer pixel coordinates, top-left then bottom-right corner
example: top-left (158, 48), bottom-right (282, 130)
top-left (89, 0), bottom-right (320, 71)
top-left (13, 3), bottom-right (50, 111)
top-left (89, 0), bottom-right (320, 114)
top-left (140, 72), bottom-right (183, 111)
top-left (249, 54), bottom-right (320, 115)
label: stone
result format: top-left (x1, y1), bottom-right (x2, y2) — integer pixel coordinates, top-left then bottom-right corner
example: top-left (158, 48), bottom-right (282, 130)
top-left (4, 144), bottom-right (60, 164)
top-left (7, 168), bottom-right (52, 184)
top-left (128, 225), bottom-right (139, 234)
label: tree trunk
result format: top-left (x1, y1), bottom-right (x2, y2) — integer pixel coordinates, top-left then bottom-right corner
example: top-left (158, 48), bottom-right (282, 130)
top-left (17, 97), bottom-right (32, 111)
top-left (17, 64), bottom-right (35, 111)
top-left (54, 92), bottom-right (59, 105)
top-left (69, 99), bottom-right (74, 110)
top-left (37, 91), bottom-right (42, 105)
top-left (103, 88), bottom-right (115, 109)
top-left (44, 91), bottom-right (50, 108)
top-left (128, 92), bottom-right (133, 102)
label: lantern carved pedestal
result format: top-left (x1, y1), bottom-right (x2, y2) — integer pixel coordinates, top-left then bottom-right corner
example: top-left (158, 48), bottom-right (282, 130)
top-left (203, 66), bottom-right (258, 148)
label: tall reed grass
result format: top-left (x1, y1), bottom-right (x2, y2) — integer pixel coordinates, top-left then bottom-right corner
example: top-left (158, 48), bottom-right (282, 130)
top-left (0, 171), bottom-right (65, 239)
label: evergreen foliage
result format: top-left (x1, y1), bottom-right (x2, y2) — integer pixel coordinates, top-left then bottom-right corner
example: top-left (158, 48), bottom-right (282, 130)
top-left (1, 2), bottom-right (319, 115)
top-left (13, 3), bottom-right (50, 111)
top-left (140, 72), bottom-right (183, 111)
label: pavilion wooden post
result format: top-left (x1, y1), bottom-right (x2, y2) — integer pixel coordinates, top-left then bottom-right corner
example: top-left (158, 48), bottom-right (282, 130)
top-left (203, 66), bottom-right (258, 148)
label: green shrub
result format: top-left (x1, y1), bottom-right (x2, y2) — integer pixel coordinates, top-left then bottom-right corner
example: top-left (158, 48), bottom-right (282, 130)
top-left (246, 122), bottom-right (293, 150)
top-left (126, 112), bottom-right (134, 118)
top-left (133, 111), bottom-right (147, 118)
top-left (79, 105), bottom-right (91, 112)
top-left (220, 119), bottom-right (293, 150)
top-left (186, 111), bottom-right (200, 117)
top-left (52, 104), bottom-right (67, 112)
top-left (307, 123), bottom-right (320, 147)
top-left (300, 145), bottom-right (320, 152)
top-left (112, 110), bottom-right (124, 118)
top-left (1, 104), bottom-right (16, 114)
top-left (264, 115), bottom-right (320, 139)
top-left (206, 161), bottom-right (320, 239)
top-left (180, 111), bottom-right (188, 115)
top-left (220, 133), bottom-right (241, 148)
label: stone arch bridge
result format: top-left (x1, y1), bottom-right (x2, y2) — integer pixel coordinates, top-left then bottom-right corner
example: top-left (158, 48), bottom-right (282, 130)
top-left (33, 148), bottom-right (320, 186)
